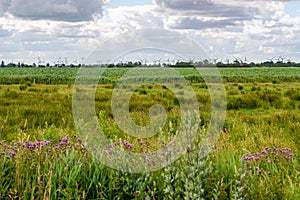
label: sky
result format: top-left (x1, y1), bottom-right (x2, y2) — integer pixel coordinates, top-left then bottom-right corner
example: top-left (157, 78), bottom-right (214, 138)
top-left (0, 0), bottom-right (300, 64)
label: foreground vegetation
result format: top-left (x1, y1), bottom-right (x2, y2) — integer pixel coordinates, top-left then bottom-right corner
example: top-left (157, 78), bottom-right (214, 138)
top-left (0, 68), bottom-right (299, 199)
top-left (1, 131), bottom-right (299, 199)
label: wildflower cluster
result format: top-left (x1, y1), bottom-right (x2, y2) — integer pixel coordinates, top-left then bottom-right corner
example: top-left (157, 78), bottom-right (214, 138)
top-left (242, 147), bottom-right (299, 175)
top-left (0, 135), bottom-right (86, 161)
top-left (243, 147), bottom-right (297, 162)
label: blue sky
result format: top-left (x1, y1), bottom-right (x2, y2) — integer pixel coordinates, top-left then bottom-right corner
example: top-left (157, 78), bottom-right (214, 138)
top-left (109, 0), bottom-right (153, 8)
top-left (0, 0), bottom-right (300, 64)
top-left (285, 1), bottom-right (300, 17)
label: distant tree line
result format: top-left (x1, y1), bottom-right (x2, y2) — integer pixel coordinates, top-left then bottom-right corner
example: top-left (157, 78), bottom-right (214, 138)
top-left (0, 60), bottom-right (299, 68)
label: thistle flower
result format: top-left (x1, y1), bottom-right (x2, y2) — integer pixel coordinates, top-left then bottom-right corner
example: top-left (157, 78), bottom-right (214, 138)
top-left (61, 135), bottom-right (69, 142)
top-left (9, 151), bottom-right (16, 157)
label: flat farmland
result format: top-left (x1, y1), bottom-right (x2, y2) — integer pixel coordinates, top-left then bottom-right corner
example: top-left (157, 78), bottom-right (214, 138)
top-left (0, 67), bottom-right (299, 84)
top-left (0, 67), bottom-right (299, 199)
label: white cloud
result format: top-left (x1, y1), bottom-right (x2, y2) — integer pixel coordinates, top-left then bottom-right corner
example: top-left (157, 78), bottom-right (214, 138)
top-left (151, 0), bottom-right (300, 62)
top-left (154, 0), bottom-right (264, 30)
top-left (0, 1), bottom-right (300, 63)
top-left (0, 0), bottom-right (108, 22)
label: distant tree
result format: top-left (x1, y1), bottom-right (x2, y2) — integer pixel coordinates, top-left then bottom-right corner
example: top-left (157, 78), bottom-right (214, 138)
top-left (174, 61), bottom-right (193, 68)
top-left (7, 63), bottom-right (16, 68)
top-left (1, 60), bottom-right (4, 67)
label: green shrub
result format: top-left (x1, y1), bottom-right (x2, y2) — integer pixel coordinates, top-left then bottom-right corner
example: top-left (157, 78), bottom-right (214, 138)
top-left (4, 90), bottom-right (18, 98)
top-left (19, 84), bottom-right (27, 91)
top-left (27, 88), bottom-right (41, 92)
top-left (228, 89), bottom-right (239, 95)
top-left (25, 81), bottom-right (32, 87)
top-left (258, 90), bottom-right (282, 106)
top-left (138, 89), bottom-right (147, 95)
top-left (227, 95), bottom-right (262, 110)
top-left (284, 88), bottom-right (300, 103)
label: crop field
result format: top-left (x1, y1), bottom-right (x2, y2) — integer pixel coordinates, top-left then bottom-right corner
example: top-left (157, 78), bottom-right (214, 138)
top-left (0, 67), bottom-right (299, 199)
top-left (0, 67), bottom-right (299, 84)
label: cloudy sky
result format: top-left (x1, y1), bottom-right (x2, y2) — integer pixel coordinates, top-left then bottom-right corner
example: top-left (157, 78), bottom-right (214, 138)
top-left (0, 0), bottom-right (300, 64)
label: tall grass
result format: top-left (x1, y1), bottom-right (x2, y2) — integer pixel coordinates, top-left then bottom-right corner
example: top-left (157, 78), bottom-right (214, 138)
top-left (0, 74), bottom-right (299, 198)
top-left (0, 118), bottom-right (299, 199)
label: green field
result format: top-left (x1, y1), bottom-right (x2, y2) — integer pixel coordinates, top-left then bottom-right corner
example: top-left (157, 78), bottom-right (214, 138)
top-left (0, 67), bottom-right (299, 84)
top-left (0, 68), bottom-right (299, 199)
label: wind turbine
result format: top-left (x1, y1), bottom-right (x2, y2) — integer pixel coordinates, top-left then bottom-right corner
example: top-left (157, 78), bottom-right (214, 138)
top-left (118, 59), bottom-right (124, 66)
top-left (277, 56), bottom-right (285, 63)
top-left (268, 57), bottom-right (274, 63)
top-left (79, 57), bottom-right (86, 65)
top-left (64, 57), bottom-right (68, 66)
top-left (286, 57), bottom-right (295, 64)
top-left (57, 57), bottom-right (62, 67)
top-left (233, 57), bottom-right (240, 64)
top-left (188, 57), bottom-right (195, 64)
top-left (73, 59), bottom-right (78, 65)
top-left (152, 59), bottom-right (157, 66)
top-left (37, 56), bottom-right (45, 67)
top-left (96, 59), bottom-right (102, 67)
top-left (158, 58), bottom-right (163, 66)
top-left (138, 59), bottom-right (144, 66)
top-left (37, 57), bottom-right (41, 66)
top-left (144, 59), bottom-right (148, 66)
top-left (225, 58), bottom-right (230, 64)
top-left (210, 58), bottom-right (218, 64)
top-left (172, 58), bottom-right (180, 65)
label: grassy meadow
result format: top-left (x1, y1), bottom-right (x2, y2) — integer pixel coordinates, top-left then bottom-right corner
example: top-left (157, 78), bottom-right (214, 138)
top-left (0, 67), bottom-right (299, 199)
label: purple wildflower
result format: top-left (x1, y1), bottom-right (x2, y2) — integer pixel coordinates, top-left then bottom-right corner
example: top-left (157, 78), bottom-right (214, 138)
top-left (262, 150), bottom-right (268, 154)
top-left (28, 142), bottom-right (34, 149)
top-left (9, 151), bottom-right (16, 156)
top-left (61, 135), bottom-right (69, 142)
